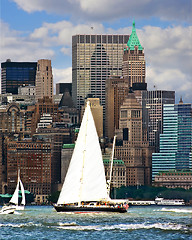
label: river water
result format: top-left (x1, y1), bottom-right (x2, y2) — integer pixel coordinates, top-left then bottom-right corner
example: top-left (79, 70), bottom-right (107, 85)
top-left (0, 205), bottom-right (191, 240)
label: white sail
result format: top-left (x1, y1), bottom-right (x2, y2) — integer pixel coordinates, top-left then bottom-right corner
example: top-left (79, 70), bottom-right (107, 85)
top-left (20, 180), bottom-right (26, 206)
top-left (9, 174), bottom-right (20, 205)
top-left (107, 135), bottom-right (116, 196)
top-left (57, 102), bottom-right (109, 205)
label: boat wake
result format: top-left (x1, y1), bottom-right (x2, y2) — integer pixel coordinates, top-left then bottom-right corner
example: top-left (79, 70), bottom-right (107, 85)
top-left (14, 211), bottom-right (22, 215)
top-left (156, 208), bottom-right (192, 213)
top-left (0, 210), bottom-right (22, 215)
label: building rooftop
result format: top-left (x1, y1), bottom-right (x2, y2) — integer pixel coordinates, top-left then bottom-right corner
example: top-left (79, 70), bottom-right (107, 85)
top-left (103, 159), bottom-right (125, 165)
top-left (62, 143), bottom-right (75, 149)
top-left (126, 20), bottom-right (143, 51)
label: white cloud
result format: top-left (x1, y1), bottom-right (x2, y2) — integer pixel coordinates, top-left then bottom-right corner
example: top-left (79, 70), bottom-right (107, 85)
top-left (139, 25), bottom-right (192, 103)
top-left (12, 0), bottom-right (192, 22)
top-left (0, 21), bottom-right (55, 62)
top-left (53, 67), bottom-right (72, 84)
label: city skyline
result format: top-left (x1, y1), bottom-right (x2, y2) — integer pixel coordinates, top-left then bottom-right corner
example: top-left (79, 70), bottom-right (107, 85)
top-left (0, 0), bottom-right (192, 103)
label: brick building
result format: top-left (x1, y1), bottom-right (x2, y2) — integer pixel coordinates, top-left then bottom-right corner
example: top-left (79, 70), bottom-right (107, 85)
top-left (7, 140), bottom-right (52, 203)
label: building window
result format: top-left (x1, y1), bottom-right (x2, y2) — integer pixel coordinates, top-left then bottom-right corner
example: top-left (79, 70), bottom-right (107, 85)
top-left (121, 110), bottom-right (127, 118)
top-left (11, 110), bottom-right (15, 132)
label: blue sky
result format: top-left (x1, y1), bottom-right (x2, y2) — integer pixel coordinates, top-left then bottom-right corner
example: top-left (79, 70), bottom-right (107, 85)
top-left (0, 0), bottom-right (192, 103)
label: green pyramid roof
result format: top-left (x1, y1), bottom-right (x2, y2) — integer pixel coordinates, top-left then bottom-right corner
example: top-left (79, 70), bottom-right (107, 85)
top-left (127, 20), bottom-right (143, 51)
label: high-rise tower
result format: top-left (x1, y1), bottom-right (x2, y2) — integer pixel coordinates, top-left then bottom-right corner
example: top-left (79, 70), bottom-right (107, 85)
top-left (152, 102), bottom-right (192, 180)
top-left (142, 90), bottom-right (175, 152)
top-left (35, 59), bottom-right (53, 102)
top-left (72, 34), bottom-right (129, 111)
top-left (122, 20), bottom-right (145, 88)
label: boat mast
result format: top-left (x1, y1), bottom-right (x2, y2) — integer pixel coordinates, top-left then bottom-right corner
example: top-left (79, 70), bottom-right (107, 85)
top-left (107, 135), bottom-right (116, 197)
top-left (78, 101), bottom-right (89, 206)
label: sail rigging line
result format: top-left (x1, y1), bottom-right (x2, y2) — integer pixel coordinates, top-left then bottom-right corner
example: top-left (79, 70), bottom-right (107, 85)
top-left (78, 101), bottom-right (90, 205)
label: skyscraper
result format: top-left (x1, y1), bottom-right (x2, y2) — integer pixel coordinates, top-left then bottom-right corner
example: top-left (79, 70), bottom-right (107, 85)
top-left (72, 34), bottom-right (129, 111)
top-left (152, 102), bottom-right (192, 180)
top-left (35, 59), bottom-right (53, 102)
top-left (1, 59), bottom-right (37, 94)
top-left (105, 76), bottom-right (129, 139)
top-left (142, 90), bottom-right (175, 152)
top-left (114, 92), bottom-right (153, 186)
top-left (122, 20), bottom-right (145, 88)
top-left (105, 21), bottom-right (146, 139)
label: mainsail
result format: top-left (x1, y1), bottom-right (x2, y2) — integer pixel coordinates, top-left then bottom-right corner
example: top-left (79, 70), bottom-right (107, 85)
top-left (9, 170), bottom-right (25, 206)
top-left (20, 180), bottom-right (26, 206)
top-left (9, 178), bottom-right (20, 205)
top-left (57, 102), bottom-right (109, 205)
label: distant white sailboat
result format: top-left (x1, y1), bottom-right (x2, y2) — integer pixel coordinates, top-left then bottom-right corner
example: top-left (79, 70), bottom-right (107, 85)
top-left (54, 101), bottom-right (128, 213)
top-left (0, 170), bottom-right (25, 214)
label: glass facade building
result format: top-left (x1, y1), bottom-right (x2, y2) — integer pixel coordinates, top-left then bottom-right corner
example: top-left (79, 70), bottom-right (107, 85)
top-left (1, 60), bottom-right (37, 94)
top-left (72, 34), bottom-right (129, 111)
top-left (142, 90), bottom-right (175, 152)
top-left (152, 103), bottom-right (192, 180)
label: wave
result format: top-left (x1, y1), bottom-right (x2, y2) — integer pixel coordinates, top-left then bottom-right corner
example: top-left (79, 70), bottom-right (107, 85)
top-left (57, 222), bottom-right (192, 232)
top-left (156, 208), bottom-right (192, 213)
top-left (0, 222), bottom-right (42, 228)
top-left (1, 221), bottom-right (191, 233)
top-left (58, 222), bottom-right (78, 227)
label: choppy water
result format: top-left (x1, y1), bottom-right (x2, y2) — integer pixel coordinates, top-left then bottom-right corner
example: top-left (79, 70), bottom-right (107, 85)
top-left (0, 205), bottom-right (191, 240)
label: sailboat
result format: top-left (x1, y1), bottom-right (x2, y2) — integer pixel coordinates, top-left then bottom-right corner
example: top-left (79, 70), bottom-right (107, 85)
top-left (54, 101), bottom-right (128, 213)
top-left (0, 170), bottom-right (26, 214)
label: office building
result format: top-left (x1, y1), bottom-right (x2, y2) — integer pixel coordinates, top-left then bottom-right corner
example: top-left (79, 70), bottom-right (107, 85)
top-left (29, 96), bottom-right (61, 135)
top-left (105, 21), bottom-right (146, 139)
top-left (59, 89), bottom-right (80, 126)
top-left (82, 98), bottom-right (103, 138)
top-left (142, 90), bottom-right (175, 152)
top-left (0, 93), bottom-right (35, 107)
top-left (34, 127), bottom-right (71, 192)
top-left (61, 144), bottom-right (75, 184)
top-left (35, 59), bottom-right (53, 101)
top-left (56, 83), bottom-right (72, 96)
top-left (122, 20), bottom-right (145, 87)
top-left (1, 59), bottom-right (37, 94)
top-left (18, 85), bottom-right (36, 96)
top-left (105, 76), bottom-right (129, 140)
top-left (114, 92), bottom-right (153, 186)
top-left (154, 171), bottom-right (192, 190)
top-left (7, 140), bottom-right (52, 203)
top-left (152, 102), bottom-right (192, 180)
top-left (0, 102), bottom-right (25, 134)
top-left (72, 34), bottom-right (129, 111)
top-left (103, 158), bottom-right (126, 189)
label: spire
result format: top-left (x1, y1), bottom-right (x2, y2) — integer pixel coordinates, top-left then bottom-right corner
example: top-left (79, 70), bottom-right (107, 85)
top-left (179, 96), bottom-right (183, 104)
top-left (127, 20), bottom-right (143, 51)
top-left (132, 19), bottom-right (135, 31)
